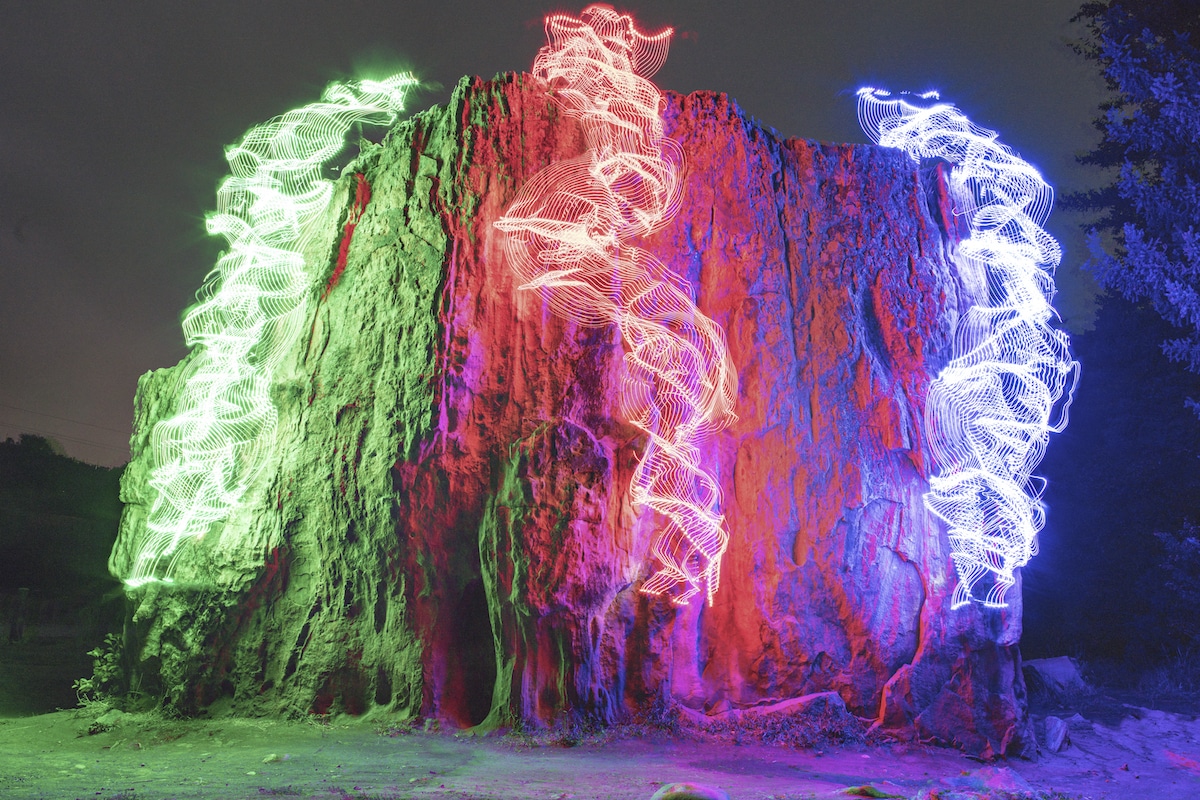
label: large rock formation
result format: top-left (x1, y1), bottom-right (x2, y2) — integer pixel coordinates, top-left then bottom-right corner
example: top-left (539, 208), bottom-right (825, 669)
top-left (111, 73), bottom-right (1032, 756)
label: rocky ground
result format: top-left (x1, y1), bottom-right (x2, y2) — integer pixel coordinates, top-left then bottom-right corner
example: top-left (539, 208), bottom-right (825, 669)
top-left (4, 629), bottom-right (1200, 799)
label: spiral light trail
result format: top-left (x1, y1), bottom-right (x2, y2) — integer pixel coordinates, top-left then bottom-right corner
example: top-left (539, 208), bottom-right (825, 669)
top-left (495, 6), bottom-right (738, 605)
top-left (858, 88), bottom-right (1078, 608)
top-left (124, 75), bottom-right (418, 588)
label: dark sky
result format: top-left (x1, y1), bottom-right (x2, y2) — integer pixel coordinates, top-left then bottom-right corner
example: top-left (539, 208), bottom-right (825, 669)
top-left (0, 0), bottom-right (1106, 466)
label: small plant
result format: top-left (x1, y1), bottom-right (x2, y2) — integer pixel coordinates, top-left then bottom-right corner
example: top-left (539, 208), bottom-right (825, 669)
top-left (634, 694), bottom-right (682, 736)
top-left (499, 709), bottom-right (606, 748)
top-left (1072, 656), bottom-right (1130, 691)
top-left (766, 701), bottom-right (873, 748)
top-left (553, 708), bottom-right (604, 747)
top-left (1136, 647), bottom-right (1200, 707)
top-left (375, 719), bottom-right (415, 737)
top-left (689, 695), bottom-right (880, 750)
top-left (74, 632), bottom-right (124, 706)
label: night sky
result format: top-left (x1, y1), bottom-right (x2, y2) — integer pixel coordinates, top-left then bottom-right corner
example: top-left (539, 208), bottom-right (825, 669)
top-left (1, 0), bottom-right (1105, 467)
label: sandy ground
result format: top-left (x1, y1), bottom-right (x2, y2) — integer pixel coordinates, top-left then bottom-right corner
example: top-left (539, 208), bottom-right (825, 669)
top-left (0, 702), bottom-right (1199, 800)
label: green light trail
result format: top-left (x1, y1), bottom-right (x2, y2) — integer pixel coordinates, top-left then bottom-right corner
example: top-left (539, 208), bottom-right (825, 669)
top-left (123, 75), bottom-right (417, 588)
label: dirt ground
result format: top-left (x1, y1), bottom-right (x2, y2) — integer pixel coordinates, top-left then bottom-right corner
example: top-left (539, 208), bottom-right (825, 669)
top-left (5, 629), bottom-right (1200, 799)
top-left (0, 700), bottom-right (1199, 800)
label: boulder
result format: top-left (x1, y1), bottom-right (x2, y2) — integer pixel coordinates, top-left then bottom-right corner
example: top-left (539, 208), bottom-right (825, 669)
top-left (650, 783), bottom-right (731, 800)
top-left (1024, 656), bottom-right (1088, 701)
top-left (1043, 714), bottom-right (1070, 752)
top-left (109, 73), bottom-right (1033, 755)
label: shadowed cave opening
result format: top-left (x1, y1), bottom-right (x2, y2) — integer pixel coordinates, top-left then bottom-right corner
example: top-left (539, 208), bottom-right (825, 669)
top-left (450, 576), bottom-right (496, 726)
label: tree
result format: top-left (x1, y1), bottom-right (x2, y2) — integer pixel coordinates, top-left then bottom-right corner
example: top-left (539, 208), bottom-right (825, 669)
top-left (1024, 296), bottom-right (1200, 663)
top-left (1073, 0), bottom-right (1200, 409)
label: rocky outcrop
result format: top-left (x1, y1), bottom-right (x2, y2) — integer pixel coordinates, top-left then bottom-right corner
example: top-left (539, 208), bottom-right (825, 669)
top-left (110, 73), bottom-right (1033, 755)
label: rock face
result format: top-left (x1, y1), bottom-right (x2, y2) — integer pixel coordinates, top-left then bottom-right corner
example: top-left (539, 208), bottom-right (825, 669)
top-left (110, 73), bottom-right (1033, 755)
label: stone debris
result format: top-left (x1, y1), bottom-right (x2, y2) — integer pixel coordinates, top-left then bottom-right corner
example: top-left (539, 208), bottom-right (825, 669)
top-left (650, 782), bottom-right (731, 800)
top-left (1043, 715), bottom-right (1070, 752)
top-left (910, 765), bottom-right (1036, 799)
top-left (1064, 712), bottom-right (1091, 729)
top-left (840, 785), bottom-right (905, 797)
top-left (93, 709), bottom-right (125, 729)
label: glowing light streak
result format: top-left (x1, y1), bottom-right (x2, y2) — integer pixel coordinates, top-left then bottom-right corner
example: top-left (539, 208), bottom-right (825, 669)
top-left (124, 75), bottom-right (417, 588)
top-left (857, 88), bottom-right (1079, 609)
top-left (496, 6), bottom-right (738, 605)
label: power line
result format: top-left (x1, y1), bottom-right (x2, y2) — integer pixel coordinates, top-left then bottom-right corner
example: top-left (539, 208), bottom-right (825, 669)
top-left (0, 420), bottom-right (130, 455)
top-left (0, 402), bottom-right (128, 435)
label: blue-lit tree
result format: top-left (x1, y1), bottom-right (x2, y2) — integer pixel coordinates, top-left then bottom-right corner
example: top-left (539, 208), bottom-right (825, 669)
top-left (1058, 0), bottom-right (1200, 665)
top-left (1073, 0), bottom-right (1200, 409)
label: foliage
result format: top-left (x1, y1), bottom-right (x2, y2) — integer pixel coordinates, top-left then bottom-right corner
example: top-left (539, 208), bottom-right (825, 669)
top-left (1072, 0), bottom-right (1200, 408)
top-left (501, 708), bottom-right (609, 749)
top-left (0, 435), bottom-right (123, 595)
top-left (73, 632), bottom-right (125, 706)
top-left (634, 694), bottom-right (683, 737)
top-left (1023, 298), bottom-right (1200, 663)
top-left (1150, 520), bottom-right (1200, 642)
top-left (1136, 646), bottom-right (1200, 706)
top-left (375, 719), bottom-right (416, 737)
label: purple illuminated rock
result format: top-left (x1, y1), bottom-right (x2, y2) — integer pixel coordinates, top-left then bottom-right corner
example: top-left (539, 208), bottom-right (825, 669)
top-left (110, 73), bottom-right (1033, 755)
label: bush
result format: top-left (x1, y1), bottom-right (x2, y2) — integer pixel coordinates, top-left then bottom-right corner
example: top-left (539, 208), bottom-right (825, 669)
top-left (1152, 520), bottom-right (1200, 644)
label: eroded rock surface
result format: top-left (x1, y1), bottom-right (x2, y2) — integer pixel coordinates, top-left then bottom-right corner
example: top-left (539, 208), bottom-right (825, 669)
top-left (111, 73), bottom-right (1032, 755)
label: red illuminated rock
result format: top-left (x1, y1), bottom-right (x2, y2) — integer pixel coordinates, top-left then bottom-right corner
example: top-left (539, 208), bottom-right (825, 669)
top-left (111, 73), bottom-right (1033, 756)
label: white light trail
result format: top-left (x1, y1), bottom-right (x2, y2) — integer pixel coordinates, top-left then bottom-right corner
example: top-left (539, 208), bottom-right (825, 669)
top-left (858, 88), bottom-right (1079, 609)
top-left (496, 6), bottom-right (738, 605)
